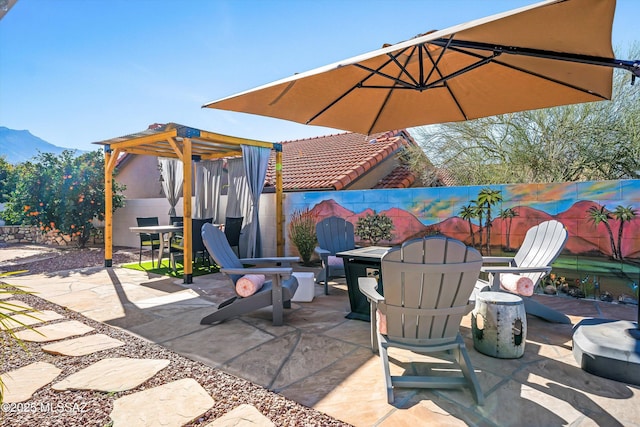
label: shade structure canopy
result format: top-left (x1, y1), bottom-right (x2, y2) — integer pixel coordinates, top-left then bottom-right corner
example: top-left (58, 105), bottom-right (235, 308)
top-left (94, 123), bottom-right (285, 284)
top-left (203, 0), bottom-right (639, 136)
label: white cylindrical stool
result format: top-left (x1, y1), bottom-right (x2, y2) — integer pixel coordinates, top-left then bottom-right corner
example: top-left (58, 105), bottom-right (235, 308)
top-left (472, 291), bottom-right (527, 359)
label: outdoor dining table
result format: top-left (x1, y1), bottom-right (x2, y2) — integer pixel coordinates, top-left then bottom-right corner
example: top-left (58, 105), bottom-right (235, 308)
top-left (129, 224), bottom-right (182, 269)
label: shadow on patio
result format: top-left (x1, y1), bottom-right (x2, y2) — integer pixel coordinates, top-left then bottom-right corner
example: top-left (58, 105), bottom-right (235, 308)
top-left (6, 266), bottom-right (639, 426)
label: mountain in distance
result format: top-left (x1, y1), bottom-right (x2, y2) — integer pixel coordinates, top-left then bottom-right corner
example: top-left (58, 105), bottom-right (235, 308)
top-left (0, 126), bottom-right (82, 164)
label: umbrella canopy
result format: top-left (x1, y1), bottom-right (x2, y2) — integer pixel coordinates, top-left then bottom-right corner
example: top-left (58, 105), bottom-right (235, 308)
top-left (203, 0), bottom-right (639, 135)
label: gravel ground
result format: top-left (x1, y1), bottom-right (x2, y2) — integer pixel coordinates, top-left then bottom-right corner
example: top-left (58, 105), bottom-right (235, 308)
top-left (1, 244), bottom-right (351, 427)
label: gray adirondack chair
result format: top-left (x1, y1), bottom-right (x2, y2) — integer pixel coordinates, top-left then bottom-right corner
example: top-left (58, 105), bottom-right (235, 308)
top-left (200, 223), bottom-right (299, 326)
top-left (314, 216), bottom-right (355, 295)
top-left (359, 236), bottom-right (484, 405)
top-left (479, 219), bottom-right (570, 324)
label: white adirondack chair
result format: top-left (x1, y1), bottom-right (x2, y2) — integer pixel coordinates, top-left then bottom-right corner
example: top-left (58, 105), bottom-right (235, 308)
top-left (479, 219), bottom-right (570, 324)
top-left (359, 236), bottom-right (484, 405)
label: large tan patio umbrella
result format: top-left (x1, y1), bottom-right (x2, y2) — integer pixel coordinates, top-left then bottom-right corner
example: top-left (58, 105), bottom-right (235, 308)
top-left (203, 0), bottom-right (639, 135)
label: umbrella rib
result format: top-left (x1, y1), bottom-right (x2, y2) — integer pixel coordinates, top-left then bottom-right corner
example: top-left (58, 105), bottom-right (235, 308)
top-left (489, 57), bottom-right (610, 100)
top-left (431, 43), bottom-right (610, 100)
top-left (423, 35), bottom-right (455, 87)
top-left (422, 42), bottom-right (469, 120)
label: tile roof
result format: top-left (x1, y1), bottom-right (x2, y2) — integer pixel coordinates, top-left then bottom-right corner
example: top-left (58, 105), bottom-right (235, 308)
top-left (373, 166), bottom-right (415, 189)
top-left (266, 130), bottom-right (418, 191)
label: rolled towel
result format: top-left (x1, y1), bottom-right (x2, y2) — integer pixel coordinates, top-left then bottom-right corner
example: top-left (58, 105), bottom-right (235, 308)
top-left (327, 255), bottom-right (343, 267)
top-left (500, 273), bottom-right (534, 296)
top-left (236, 274), bottom-right (266, 297)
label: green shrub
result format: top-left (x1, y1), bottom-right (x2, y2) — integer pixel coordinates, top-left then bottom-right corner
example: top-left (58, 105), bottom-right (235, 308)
top-left (288, 208), bottom-right (318, 266)
top-left (355, 211), bottom-right (394, 245)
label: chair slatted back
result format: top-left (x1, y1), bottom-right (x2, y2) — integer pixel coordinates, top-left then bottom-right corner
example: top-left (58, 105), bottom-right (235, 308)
top-left (201, 222), bottom-right (244, 283)
top-left (316, 216), bottom-right (355, 255)
top-left (224, 216), bottom-right (243, 248)
top-left (136, 217), bottom-right (160, 242)
top-left (380, 236), bottom-right (482, 345)
top-left (513, 220), bottom-right (568, 286)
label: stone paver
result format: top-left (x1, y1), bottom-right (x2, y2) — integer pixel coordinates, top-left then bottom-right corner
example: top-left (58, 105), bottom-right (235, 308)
top-left (0, 310), bottom-right (64, 330)
top-left (109, 378), bottom-right (214, 427)
top-left (14, 320), bottom-right (95, 342)
top-left (0, 300), bottom-right (33, 314)
top-left (42, 333), bottom-right (124, 356)
top-left (52, 358), bottom-right (170, 392)
top-left (204, 404), bottom-right (275, 427)
top-left (0, 362), bottom-right (62, 403)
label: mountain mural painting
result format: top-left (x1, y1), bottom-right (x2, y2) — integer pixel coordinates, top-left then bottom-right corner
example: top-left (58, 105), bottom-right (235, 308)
top-left (308, 199), bottom-right (640, 259)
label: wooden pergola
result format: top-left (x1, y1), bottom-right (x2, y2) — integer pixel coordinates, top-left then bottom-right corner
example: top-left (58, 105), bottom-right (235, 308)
top-left (94, 123), bottom-right (284, 283)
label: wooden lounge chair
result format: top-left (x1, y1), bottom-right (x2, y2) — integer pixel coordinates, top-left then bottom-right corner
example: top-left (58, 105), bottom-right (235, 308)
top-left (314, 216), bottom-right (355, 295)
top-left (200, 222), bottom-right (299, 326)
top-left (359, 236), bottom-right (484, 405)
top-left (478, 219), bottom-right (570, 324)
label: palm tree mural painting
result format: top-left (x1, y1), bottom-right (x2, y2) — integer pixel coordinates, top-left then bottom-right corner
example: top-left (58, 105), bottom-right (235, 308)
top-left (470, 199), bottom-right (483, 251)
top-left (612, 205), bottom-right (638, 260)
top-left (459, 204), bottom-right (477, 248)
top-left (586, 205), bottom-right (638, 260)
top-left (477, 188), bottom-right (503, 255)
top-left (499, 207), bottom-right (519, 252)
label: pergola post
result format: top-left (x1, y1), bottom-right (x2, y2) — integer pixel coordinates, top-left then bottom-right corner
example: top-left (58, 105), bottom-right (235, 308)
top-left (103, 146), bottom-right (113, 267)
top-left (275, 147), bottom-right (284, 257)
top-left (183, 138), bottom-right (193, 283)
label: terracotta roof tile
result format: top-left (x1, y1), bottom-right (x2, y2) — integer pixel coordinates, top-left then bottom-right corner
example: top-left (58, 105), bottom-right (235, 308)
top-left (266, 130), bottom-right (418, 191)
top-left (373, 166), bottom-right (416, 189)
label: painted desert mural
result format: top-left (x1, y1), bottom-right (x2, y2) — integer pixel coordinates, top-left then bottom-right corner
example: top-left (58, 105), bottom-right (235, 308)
top-left (285, 179), bottom-right (640, 303)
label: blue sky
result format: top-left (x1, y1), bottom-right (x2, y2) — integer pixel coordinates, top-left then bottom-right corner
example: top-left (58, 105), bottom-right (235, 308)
top-left (1, 0), bottom-right (638, 152)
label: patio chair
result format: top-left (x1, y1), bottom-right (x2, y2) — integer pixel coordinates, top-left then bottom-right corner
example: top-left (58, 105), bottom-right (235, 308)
top-left (315, 216), bottom-right (355, 295)
top-left (223, 216), bottom-right (243, 256)
top-left (358, 236), bottom-right (484, 405)
top-left (478, 219), bottom-right (570, 324)
top-left (136, 216), bottom-right (161, 266)
top-left (200, 222), bottom-right (300, 326)
top-left (170, 218), bottom-right (213, 270)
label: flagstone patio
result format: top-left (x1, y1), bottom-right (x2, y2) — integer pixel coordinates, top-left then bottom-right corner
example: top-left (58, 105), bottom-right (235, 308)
top-left (3, 260), bottom-right (639, 426)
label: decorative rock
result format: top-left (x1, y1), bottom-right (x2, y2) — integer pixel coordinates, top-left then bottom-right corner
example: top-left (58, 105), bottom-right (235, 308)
top-left (204, 404), bottom-right (275, 427)
top-left (52, 358), bottom-right (170, 392)
top-left (42, 333), bottom-right (124, 356)
top-left (0, 310), bottom-right (64, 330)
top-left (599, 291), bottom-right (613, 302)
top-left (110, 378), bottom-right (214, 427)
top-left (14, 320), bottom-right (95, 342)
top-left (0, 300), bottom-right (33, 314)
top-left (0, 362), bottom-right (62, 403)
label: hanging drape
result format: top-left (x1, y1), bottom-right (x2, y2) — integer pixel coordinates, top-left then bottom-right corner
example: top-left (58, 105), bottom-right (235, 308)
top-left (242, 145), bottom-right (270, 258)
top-left (194, 159), bottom-right (223, 221)
top-left (226, 156), bottom-right (251, 256)
top-left (159, 157), bottom-right (183, 216)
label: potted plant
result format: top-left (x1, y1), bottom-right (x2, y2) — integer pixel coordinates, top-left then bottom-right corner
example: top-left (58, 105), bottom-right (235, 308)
top-left (288, 208), bottom-right (318, 266)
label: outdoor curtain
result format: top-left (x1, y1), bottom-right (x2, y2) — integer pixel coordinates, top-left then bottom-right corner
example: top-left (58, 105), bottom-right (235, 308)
top-left (194, 159), bottom-right (223, 221)
top-left (242, 145), bottom-right (270, 258)
top-left (158, 157), bottom-right (183, 216)
top-left (226, 157), bottom-right (251, 256)
top-left (225, 146), bottom-right (270, 258)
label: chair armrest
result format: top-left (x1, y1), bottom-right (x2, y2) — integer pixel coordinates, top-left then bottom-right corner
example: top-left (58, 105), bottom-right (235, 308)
top-left (314, 247), bottom-right (330, 256)
top-left (221, 267), bottom-right (293, 277)
top-left (238, 257), bottom-right (300, 265)
top-left (358, 277), bottom-right (384, 303)
top-left (482, 256), bottom-right (515, 264)
top-left (481, 266), bottom-right (552, 275)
